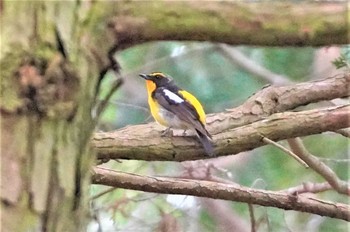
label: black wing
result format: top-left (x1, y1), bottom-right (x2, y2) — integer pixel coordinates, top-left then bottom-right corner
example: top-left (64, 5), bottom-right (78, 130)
top-left (153, 87), bottom-right (210, 138)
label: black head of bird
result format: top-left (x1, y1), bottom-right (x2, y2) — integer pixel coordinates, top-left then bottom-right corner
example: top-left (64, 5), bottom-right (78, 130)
top-left (139, 72), bottom-right (174, 87)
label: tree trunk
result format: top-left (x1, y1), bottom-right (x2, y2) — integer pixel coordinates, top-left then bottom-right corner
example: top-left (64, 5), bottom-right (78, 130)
top-left (0, 2), bottom-right (104, 231)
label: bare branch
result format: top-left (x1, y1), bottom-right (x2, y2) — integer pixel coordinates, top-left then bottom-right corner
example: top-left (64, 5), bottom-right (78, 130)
top-left (106, 2), bottom-right (348, 48)
top-left (217, 44), bottom-right (290, 85)
top-left (280, 182), bottom-right (333, 195)
top-left (94, 104), bottom-right (350, 161)
top-left (318, 157), bottom-right (350, 163)
top-left (248, 204), bottom-right (257, 232)
top-left (287, 138), bottom-right (350, 196)
top-left (210, 73), bottom-right (349, 133)
top-left (94, 78), bottom-right (123, 119)
top-left (261, 136), bottom-right (308, 168)
top-left (92, 167), bottom-right (350, 221)
top-left (90, 187), bottom-right (116, 200)
top-left (93, 74), bottom-right (350, 161)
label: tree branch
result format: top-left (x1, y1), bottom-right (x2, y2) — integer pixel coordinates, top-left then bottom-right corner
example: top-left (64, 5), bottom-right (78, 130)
top-left (94, 104), bottom-right (349, 161)
top-left (217, 44), bottom-right (291, 85)
top-left (261, 136), bottom-right (308, 167)
top-left (106, 2), bottom-right (348, 48)
top-left (280, 182), bottom-right (333, 195)
top-left (92, 167), bottom-right (350, 221)
top-left (209, 73), bottom-right (349, 133)
top-left (287, 138), bottom-right (350, 196)
top-left (93, 80), bottom-right (350, 161)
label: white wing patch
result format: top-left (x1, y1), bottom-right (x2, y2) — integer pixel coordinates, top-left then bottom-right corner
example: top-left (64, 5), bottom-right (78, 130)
top-left (163, 89), bottom-right (184, 103)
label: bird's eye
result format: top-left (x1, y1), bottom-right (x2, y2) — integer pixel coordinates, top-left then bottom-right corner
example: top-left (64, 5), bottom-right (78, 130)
top-left (150, 73), bottom-right (164, 79)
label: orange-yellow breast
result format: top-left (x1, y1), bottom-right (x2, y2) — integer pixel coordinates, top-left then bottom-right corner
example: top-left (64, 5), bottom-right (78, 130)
top-left (145, 80), bottom-right (206, 127)
top-left (145, 80), bottom-right (169, 126)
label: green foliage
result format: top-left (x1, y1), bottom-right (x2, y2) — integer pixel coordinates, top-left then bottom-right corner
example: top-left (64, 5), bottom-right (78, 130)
top-left (260, 47), bottom-right (315, 81)
top-left (199, 210), bottom-right (217, 231)
top-left (332, 54), bottom-right (350, 70)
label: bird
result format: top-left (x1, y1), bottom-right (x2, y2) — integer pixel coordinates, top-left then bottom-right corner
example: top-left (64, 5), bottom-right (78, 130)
top-left (139, 72), bottom-right (213, 156)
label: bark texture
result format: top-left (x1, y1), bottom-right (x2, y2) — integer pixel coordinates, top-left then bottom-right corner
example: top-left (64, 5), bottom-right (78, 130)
top-left (0, 2), bottom-right (108, 231)
top-left (1, 48), bottom-right (92, 232)
top-left (92, 167), bottom-right (350, 221)
top-left (106, 1), bottom-right (348, 48)
top-left (93, 74), bottom-right (350, 161)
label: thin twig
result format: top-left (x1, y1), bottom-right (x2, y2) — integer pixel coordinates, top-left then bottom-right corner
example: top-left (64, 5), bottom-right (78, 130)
top-left (94, 43), bottom-right (121, 100)
top-left (261, 136), bottom-right (309, 168)
top-left (287, 138), bottom-right (350, 196)
top-left (109, 100), bottom-right (150, 113)
top-left (318, 157), bottom-right (350, 163)
top-left (91, 187), bottom-right (116, 200)
top-left (95, 78), bottom-right (124, 119)
top-left (217, 44), bottom-right (291, 85)
top-left (248, 204), bottom-right (256, 232)
top-left (54, 25), bottom-right (68, 59)
top-left (121, 44), bottom-right (216, 80)
top-left (279, 182), bottom-right (333, 195)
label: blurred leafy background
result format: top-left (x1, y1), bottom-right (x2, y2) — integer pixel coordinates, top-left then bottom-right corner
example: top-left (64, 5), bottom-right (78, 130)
top-left (91, 43), bottom-right (349, 232)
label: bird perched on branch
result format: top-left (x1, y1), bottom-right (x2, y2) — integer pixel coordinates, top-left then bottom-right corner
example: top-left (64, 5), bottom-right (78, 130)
top-left (139, 72), bottom-right (213, 156)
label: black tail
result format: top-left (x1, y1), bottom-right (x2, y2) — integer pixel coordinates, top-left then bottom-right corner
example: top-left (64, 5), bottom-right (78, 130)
top-left (196, 130), bottom-right (214, 156)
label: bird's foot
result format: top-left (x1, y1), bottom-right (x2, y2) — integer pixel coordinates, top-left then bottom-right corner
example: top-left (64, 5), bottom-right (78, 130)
top-left (161, 127), bottom-right (173, 137)
top-left (182, 130), bottom-right (187, 136)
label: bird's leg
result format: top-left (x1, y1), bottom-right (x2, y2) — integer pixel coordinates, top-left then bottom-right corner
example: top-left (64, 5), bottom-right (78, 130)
top-left (182, 129), bottom-right (187, 136)
top-left (161, 127), bottom-right (173, 137)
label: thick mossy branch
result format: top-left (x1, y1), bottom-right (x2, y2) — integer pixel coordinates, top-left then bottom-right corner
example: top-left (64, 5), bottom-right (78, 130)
top-left (93, 74), bottom-right (350, 162)
top-left (105, 1), bottom-right (348, 47)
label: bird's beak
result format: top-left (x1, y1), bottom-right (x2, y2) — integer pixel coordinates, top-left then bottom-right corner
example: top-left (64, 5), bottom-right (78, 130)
top-left (139, 73), bottom-right (151, 80)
